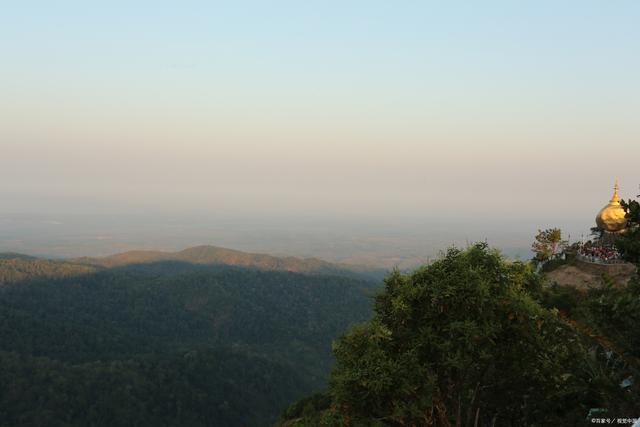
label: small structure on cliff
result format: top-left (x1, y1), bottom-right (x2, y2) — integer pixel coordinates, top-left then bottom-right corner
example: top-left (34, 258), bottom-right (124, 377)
top-left (577, 179), bottom-right (629, 264)
top-left (549, 179), bottom-right (636, 289)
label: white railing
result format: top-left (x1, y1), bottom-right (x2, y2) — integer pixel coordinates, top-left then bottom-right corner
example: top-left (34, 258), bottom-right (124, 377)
top-left (576, 253), bottom-right (627, 265)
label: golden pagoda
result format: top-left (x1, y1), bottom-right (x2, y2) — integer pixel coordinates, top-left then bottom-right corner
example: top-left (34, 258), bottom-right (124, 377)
top-left (595, 178), bottom-right (628, 233)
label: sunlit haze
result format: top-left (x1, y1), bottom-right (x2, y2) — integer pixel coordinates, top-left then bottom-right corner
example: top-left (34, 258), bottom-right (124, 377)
top-left (2, 1), bottom-right (639, 264)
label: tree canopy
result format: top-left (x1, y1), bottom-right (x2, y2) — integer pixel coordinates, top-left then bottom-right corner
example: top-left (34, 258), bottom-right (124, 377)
top-left (280, 244), bottom-right (640, 426)
top-left (617, 195), bottom-right (640, 263)
top-left (0, 258), bottom-right (377, 426)
top-left (531, 228), bottom-right (568, 266)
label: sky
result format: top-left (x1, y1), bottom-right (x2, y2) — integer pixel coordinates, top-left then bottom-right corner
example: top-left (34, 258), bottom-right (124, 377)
top-left (1, 1), bottom-right (639, 259)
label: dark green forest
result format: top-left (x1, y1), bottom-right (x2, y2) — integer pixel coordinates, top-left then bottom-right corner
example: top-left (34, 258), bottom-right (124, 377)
top-left (0, 257), bottom-right (377, 426)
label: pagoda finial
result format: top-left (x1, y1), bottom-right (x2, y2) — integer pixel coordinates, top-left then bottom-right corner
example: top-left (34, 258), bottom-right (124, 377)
top-left (611, 178), bottom-right (620, 203)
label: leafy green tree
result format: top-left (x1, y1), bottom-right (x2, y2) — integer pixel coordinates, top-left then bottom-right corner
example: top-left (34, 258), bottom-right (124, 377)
top-left (325, 244), bottom-right (592, 426)
top-left (531, 228), bottom-right (568, 266)
top-left (617, 194), bottom-right (640, 263)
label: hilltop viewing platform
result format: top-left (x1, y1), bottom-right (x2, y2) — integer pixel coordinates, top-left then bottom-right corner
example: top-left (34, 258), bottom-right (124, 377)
top-left (543, 179), bottom-right (638, 290)
top-left (576, 244), bottom-right (624, 265)
top-left (575, 252), bottom-right (627, 266)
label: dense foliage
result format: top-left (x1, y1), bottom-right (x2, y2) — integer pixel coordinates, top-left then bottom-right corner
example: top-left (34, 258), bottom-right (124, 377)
top-left (0, 348), bottom-right (307, 427)
top-left (280, 244), bottom-right (640, 426)
top-left (574, 276), bottom-right (640, 360)
top-left (617, 196), bottom-right (640, 263)
top-left (0, 257), bottom-right (377, 426)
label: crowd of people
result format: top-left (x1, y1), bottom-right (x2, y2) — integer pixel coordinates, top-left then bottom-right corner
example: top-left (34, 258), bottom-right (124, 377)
top-left (578, 244), bottom-right (622, 263)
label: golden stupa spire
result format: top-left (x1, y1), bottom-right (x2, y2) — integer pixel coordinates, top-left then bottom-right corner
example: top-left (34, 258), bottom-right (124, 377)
top-left (611, 177), bottom-right (620, 203)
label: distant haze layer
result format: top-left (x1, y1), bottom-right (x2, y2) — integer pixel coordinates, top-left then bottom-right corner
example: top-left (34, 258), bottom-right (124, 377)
top-left (1, 2), bottom-right (638, 264)
top-left (0, 212), bottom-right (598, 269)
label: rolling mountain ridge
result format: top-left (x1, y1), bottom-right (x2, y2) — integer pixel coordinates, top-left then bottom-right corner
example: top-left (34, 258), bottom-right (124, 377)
top-left (0, 245), bottom-right (380, 426)
top-left (72, 245), bottom-right (386, 281)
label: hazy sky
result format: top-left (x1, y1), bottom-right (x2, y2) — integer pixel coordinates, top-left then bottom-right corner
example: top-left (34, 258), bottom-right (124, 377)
top-left (2, 1), bottom-right (639, 225)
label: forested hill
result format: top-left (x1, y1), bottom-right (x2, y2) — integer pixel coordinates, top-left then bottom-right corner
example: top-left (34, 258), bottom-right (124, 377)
top-left (0, 256), bottom-right (95, 284)
top-left (0, 254), bottom-right (378, 426)
top-left (73, 245), bottom-right (386, 281)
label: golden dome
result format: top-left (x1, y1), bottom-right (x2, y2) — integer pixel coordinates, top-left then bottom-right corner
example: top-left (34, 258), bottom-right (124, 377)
top-left (595, 179), bottom-right (628, 233)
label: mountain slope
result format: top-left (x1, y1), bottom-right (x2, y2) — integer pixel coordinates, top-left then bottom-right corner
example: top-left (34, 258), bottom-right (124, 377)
top-left (0, 257), bottom-right (95, 285)
top-left (73, 245), bottom-right (385, 281)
